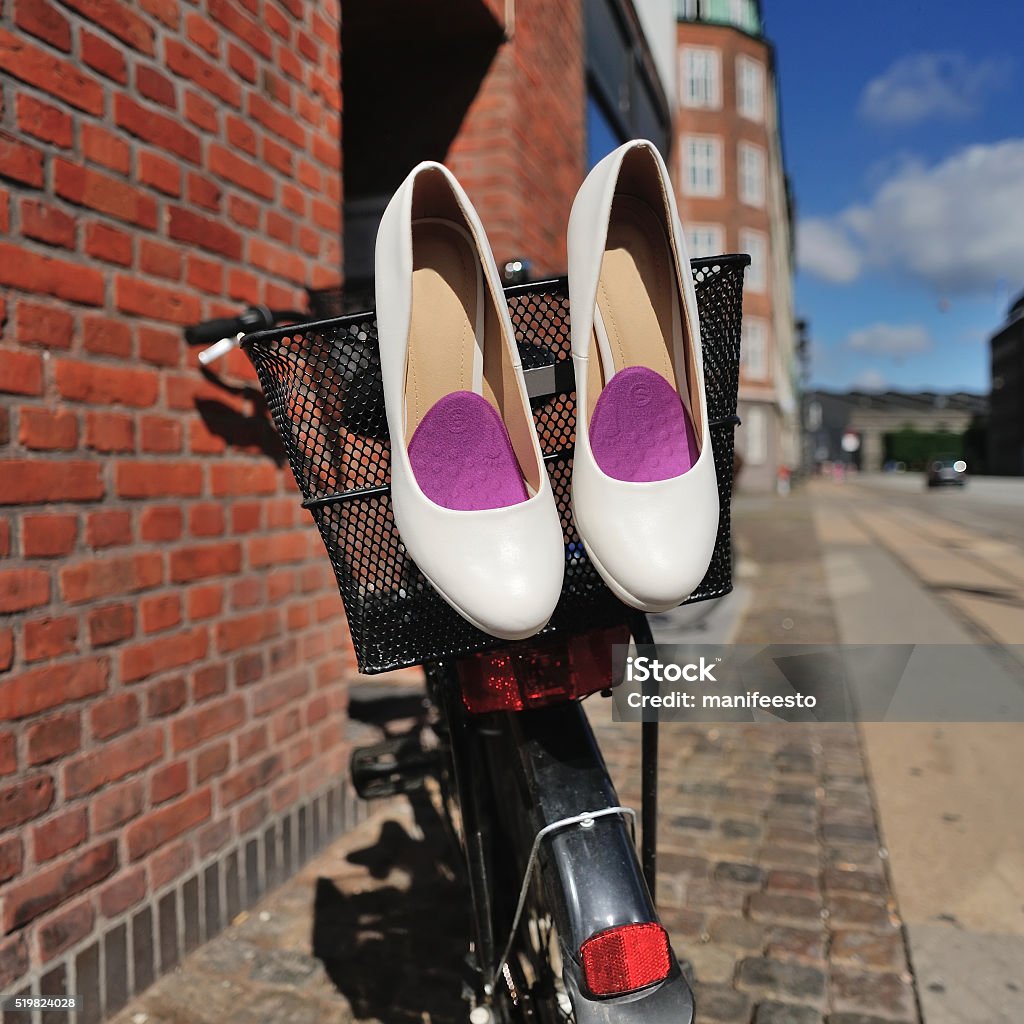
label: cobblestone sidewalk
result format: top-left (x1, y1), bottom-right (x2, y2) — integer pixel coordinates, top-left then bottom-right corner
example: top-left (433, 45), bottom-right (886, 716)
top-left (113, 492), bottom-right (920, 1024)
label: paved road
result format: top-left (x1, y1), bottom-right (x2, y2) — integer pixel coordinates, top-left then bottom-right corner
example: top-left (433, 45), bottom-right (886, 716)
top-left (810, 478), bottom-right (1024, 1024)
top-left (851, 473), bottom-right (1024, 547)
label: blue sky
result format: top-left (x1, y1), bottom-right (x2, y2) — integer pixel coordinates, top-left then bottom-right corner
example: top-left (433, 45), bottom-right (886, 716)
top-left (764, 1), bottom-right (1024, 393)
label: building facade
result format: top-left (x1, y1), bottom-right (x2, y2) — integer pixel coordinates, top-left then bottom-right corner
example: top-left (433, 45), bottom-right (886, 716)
top-left (0, 0), bottom-right (675, 1011)
top-left (989, 291), bottom-right (1024, 476)
top-left (672, 0), bottom-right (798, 491)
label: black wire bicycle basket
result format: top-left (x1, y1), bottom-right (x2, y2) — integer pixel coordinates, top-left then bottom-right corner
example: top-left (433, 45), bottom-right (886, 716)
top-left (244, 255), bottom-right (748, 674)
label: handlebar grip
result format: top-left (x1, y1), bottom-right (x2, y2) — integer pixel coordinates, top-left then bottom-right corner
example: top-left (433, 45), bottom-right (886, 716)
top-left (185, 316), bottom-right (246, 346)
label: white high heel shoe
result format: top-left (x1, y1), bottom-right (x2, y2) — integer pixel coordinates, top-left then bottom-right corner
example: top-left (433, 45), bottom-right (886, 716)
top-left (568, 140), bottom-right (719, 613)
top-left (375, 162), bottom-right (564, 640)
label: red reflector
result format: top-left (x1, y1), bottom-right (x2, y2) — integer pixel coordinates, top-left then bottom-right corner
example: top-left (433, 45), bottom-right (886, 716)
top-left (457, 625), bottom-right (630, 714)
top-left (580, 923), bottom-right (670, 996)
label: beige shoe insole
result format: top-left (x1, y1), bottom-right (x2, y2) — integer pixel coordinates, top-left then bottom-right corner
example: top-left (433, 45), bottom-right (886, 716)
top-left (406, 219), bottom-right (483, 442)
top-left (587, 195), bottom-right (701, 447)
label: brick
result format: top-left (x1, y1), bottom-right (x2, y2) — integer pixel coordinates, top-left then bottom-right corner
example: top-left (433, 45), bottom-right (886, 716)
top-left (0, 934), bottom-right (28, 990)
top-left (126, 789), bottom-right (211, 859)
top-left (140, 506), bottom-right (183, 542)
top-left (164, 38), bottom-right (241, 108)
top-left (0, 658), bottom-right (108, 720)
top-left (115, 274), bottom-right (202, 324)
top-left (186, 504), bottom-right (222, 538)
top-left (114, 94), bottom-right (201, 163)
top-left (187, 583), bottom-right (224, 620)
top-left (186, 11), bottom-right (220, 56)
top-left (16, 300), bottom-right (75, 349)
top-left (185, 170), bottom-right (221, 211)
top-left (266, 208), bottom-right (294, 242)
top-left (0, 634), bottom-right (11, 673)
top-left (61, 553), bottom-right (163, 603)
top-left (64, 727), bottom-right (164, 797)
top-left (829, 969), bottom-right (917, 1020)
top-left (0, 458), bottom-right (103, 505)
top-left (19, 408), bottom-right (77, 450)
top-left (98, 866), bottom-right (144, 916)
top-left (85, 410), bottom-right (135, 451)
top-left (0, 835), bottom-right (23, 883)
top-left (172, 695), bottom-right (245, 751)
top-left (137, 150), bottom-right (182, 197)
top-left (20, 199), bottom-right (76, 248)
top-left (211, 462), bottom-right (278, 496)
top-left (136, 64), bottom-right (176, 108)
top-left (81, 123), bottom-right (131, 175)
top-left (183, 89), bottom-right (218, 133)
top-left (90, 692), bottom-right (140, 740)
top-left (170, 542), bottom-right (243, 582)
top-left (209, 0), bottom-right (272, 56)
top-left (3, 840), bottom-right (117, 931)
top-left (249, 236), bottom-right (306, 283)
top-left (0, 244), bottom-right (105, 306)
top-left (54, 159), bottom-right (158, 229)
top-left (138, 328), bottom-right (181, 368)
top-left (38, 899), bottom-right (95, 962)
top-left (186, 253), bottom-right (224, 296)
top-left (15, 0), bottom-right (72, 50)
top-left (84, 222), bottom-right (133, 267)
top-left (227, 41), bottom-right (257, 82)
top-left (0, 131), bottom-right (45, 189)
top-left (62, 0), bottom-right (155, 54)
top-left (237, 723), bottom-right (267, 760)
top-left (195, 741), bottom-right (229, 781)
top-left (0, 568), bottom-right (49, 611)
top-left (140, 0), bottom-right (178, 28)
top-left (0, 773), bottom-right (54, 829)
top-left (0, 349), bottom-right (43, 395)
top-left (151, 761), bottom-right (188, 804)
top-left (228, 194), bottom-right (259, 230)
top-left (22, 513), bottom-right (77, 557)
top-left (151, 840), bottom-right (192, 889)
top-left (829, 929), bottom-right (905, 971)
top-left (24, 616), bottom-right (78, 662)
top-left (827, 894), bottom-right (895, 930)
top-left (766, 925), bottom-right (827, 963)
top-left (116, 460), bottom-right (202, 497)
top-left (91, 779), bottom-right (143, 832)
top-left (33, 807), bottom-right (88, 862)
top-left (146, 675), bottom-right (186, 717)
top-left (139, 239), bottom-right (183, 282)
top-left (192, 663), bottom-right (227, 701)
top-left (87, 603), bottom-right (135, 647)
top-left (121, 628), bottom-right (208, 683)
top-left (15, 94), bottom-right (72, 148)
top-left (140, 593), bottom-right (182, 633)
top-left (208, 143), bottom-right (274, 198)
top-left (86, 509), bottom-right (132, 549)
top-left (80, 27), bottom-right (127, 82)
top-left (736, 957), bottom-right (826, 1007)
top-left (220, 754), bottom-right (281, 807)
top-left (167, 205), bottom-right (242, 259)
top-left (217, 610), bottom-right (279, 654)
top-left (248, 92), bottom-right (304, 146)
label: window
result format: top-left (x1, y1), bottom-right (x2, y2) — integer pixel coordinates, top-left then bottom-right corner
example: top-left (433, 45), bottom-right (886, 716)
top-left (677, 0), bottom-right (762, 33)
top-left (686, 223), bottom-right (724, 259)
top-left (737, 56), bottom-right (765, 121)
top-left (740, 228), bottom-right (767, 292)
top-left (743, 405), bottom-right (768, 464)
top-left (741, 318), bottom-right (769, 379)
top-left (682, 135), bottom-right (722, 197)
top-left (680, 47), bottom-right (721, 109)
top-left (737, 142), bottom-right (765, 207)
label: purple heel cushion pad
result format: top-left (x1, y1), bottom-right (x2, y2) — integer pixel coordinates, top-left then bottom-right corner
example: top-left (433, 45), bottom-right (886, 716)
top-left (589, 366), bottom-right (699, 482)
top-left (407, 391), bottom-right (529, 511)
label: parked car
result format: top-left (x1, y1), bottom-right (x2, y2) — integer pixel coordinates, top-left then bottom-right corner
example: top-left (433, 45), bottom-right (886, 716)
top-left (926, 455), bottom-right (967, 488)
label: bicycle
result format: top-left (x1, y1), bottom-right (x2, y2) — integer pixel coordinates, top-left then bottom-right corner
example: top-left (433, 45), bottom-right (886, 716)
top-left (185, 256), bottom-right (747, 1023)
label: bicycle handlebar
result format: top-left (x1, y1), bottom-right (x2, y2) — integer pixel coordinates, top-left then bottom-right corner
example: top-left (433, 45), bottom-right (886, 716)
top-left (185, 305), bottom-right (275, 346)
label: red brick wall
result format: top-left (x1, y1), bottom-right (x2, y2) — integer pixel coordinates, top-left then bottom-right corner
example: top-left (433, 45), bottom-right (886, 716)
top-left (447, 0), bottom-right (586, 277)
top-left (0, 0), bottom-right (347, 1007)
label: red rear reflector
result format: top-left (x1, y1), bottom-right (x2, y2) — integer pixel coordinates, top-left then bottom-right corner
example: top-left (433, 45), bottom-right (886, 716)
top-left (580, 923), bottom-right (670, 996)
top-left (457, 625), bottom-right (630, 714)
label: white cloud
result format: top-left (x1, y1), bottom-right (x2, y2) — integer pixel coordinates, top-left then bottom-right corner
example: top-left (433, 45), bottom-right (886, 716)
top-left (796, 219), bottom-right (862, 284)
top-left (845, 323), bottom-right (931, 358)
top-left (851, 369), bottom-right (888, 392)
top-left (859, 53), bottom-right (1012, 126)
top-left (797, 139), bottom-right (1024, 295)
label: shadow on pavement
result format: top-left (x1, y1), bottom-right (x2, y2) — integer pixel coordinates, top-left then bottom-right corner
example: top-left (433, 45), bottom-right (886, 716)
top-left (312, 789), bottom-right (470, 1023)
